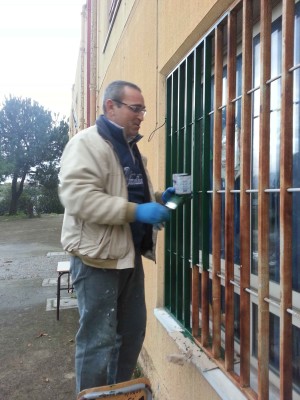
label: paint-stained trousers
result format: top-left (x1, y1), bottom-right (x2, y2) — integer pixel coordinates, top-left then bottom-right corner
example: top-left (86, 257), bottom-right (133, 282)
top-left (70, 252), bottom-right (146, 394)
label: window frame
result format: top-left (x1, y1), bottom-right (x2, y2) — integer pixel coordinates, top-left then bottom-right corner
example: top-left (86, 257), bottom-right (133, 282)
top-left (102, 0), bottom-right (121, 52)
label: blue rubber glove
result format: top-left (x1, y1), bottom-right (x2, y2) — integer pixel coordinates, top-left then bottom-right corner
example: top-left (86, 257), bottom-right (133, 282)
top-left (135, 203), bottom-right (170, 224)
top-left (162, 187), bottom-right (176, 204)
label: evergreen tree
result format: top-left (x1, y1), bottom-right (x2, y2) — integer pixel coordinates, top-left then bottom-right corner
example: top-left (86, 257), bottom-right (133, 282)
top-left (0, 96), bottom-right (69, 214)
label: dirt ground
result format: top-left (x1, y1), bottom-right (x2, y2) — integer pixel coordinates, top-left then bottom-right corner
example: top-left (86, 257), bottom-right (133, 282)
top-left (0, 214), bottom-right (78, 400)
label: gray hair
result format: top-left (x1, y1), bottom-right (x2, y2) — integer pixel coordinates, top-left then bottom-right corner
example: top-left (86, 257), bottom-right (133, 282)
top-left (102, 80), bottom-right (141, 113)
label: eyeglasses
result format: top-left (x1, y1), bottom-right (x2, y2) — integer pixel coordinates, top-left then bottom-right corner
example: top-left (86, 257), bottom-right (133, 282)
top-left (112, 99), bottom-right (147, 116)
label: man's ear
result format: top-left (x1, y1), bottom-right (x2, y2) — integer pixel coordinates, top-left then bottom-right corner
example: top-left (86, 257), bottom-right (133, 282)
top-left (105, 99), bottom-right (115, 116)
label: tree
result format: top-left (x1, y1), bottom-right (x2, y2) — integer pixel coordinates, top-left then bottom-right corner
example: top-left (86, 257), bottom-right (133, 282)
top-left (0, 96), bottom-right (69, 214)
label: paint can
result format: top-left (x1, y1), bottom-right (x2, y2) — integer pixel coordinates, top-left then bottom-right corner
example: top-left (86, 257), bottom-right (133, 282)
top-left (172, 173), bottom-right (191, 195)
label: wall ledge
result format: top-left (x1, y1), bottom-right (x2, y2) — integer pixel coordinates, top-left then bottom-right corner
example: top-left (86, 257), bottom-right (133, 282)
top-left (154, 307), bottom-right (247, 400)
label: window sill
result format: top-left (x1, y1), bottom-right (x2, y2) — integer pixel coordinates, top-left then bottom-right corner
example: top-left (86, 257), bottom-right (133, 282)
top-left (154, 308), bottom-right (247, 400)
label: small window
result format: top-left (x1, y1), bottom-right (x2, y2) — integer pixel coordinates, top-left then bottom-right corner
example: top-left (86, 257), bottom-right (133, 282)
top-left (102, 0), bottom-right (121, 52)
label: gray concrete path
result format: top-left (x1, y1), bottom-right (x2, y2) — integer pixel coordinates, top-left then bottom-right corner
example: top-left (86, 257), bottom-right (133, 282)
top-left (0, 214), bottom-right (78, 400)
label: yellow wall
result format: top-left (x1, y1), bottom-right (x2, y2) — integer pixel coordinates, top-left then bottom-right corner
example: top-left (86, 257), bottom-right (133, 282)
top-left (72, 1), bottom-right (235, 398)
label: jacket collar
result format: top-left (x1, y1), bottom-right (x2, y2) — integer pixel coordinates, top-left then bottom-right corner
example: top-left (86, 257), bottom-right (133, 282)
top-left (96, 115), bottom-right (143, 146)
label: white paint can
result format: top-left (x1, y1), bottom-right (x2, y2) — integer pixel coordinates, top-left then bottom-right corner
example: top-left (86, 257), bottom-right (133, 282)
top-left (172, 173), bottom-right (191, 195)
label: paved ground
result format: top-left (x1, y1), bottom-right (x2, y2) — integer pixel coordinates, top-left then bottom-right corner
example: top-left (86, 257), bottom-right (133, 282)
top-left (0, 214), bottom-right (78, 400)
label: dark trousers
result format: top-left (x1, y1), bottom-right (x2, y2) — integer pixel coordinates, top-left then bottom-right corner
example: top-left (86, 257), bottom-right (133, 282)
top-left (70, 252), bottom-right (146, 393)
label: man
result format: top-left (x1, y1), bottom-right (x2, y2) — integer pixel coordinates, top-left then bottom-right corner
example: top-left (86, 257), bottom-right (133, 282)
top-left (59, 80), bottom-right (174, 394)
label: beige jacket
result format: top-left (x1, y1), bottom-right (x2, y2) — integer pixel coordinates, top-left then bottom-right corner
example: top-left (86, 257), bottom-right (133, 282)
top-left (59, 125), bottom-right (160, 269)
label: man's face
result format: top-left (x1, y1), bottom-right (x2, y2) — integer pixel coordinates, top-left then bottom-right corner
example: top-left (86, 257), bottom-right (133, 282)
top-left (106, 86), bottom-right (146, 139)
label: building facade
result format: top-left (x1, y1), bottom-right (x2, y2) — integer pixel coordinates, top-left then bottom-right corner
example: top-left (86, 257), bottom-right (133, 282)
top-left (70, 1), bottom-right (300, 399)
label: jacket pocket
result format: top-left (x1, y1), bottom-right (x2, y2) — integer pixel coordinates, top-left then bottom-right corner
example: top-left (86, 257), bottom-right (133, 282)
top-left (79, 222), bottom-right (131, 260)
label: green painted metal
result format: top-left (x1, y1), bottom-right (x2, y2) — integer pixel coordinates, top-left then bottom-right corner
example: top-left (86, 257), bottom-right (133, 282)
top-left (201, 36), bottom-right (212, 271)
top-left (165, 30), bottom-right (213, 321)
top-left (191, 45), bottom-right (203, 266)
top-left (170, 71), bottom-right (178, 314)
top-left (164, 77), bottom-right (172, 309)
top-left (182, 53), bottom-right (194, 328)
top-left (175, 62), bottom-right (186, 321)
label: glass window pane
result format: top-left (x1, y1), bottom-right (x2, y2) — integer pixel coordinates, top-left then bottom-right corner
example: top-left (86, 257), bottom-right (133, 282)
top-left (251, 193), bottom-right (258, 275)
top-left (270, 18), bottom-right (282, 79)
top-left (253, 35), bottom-right (260, 88)
top-left (269, 313), bottom-right (280, 376)
top-left (252, 116), bottom-right (259, 190)
top-left (221, 192), bottom-right (225, 260)
top-left (234, 292), bottom-right (240, 340)
top-left (234, 191), bottom-right (240, 265)
top-left (269, 193), bottom-right (280, 283)
top-left (292, 3), bottom-right (300, 294)
top-left (292, 324), bottom-right (300, 391)
top-left (252, 303), bottom-right (258, 357)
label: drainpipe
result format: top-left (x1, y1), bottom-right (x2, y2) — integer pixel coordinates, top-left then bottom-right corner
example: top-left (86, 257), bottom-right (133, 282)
top-left (79, 5), bottom-right (86, 130)
top-left (86, 0), bottom-right (91, 127)
top-left (90, 0), bottom-right (97, 125)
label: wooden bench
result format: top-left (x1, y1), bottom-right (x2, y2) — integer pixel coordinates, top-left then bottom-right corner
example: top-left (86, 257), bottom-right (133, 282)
top-left (56, 260), bottom-right (73, 320)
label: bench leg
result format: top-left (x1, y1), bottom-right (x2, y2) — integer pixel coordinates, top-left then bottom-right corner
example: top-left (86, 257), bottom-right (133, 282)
top-left (56, 272), bottom-right (63, 321)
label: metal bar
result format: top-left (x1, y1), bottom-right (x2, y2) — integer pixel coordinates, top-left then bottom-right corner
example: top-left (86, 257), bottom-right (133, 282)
top-left (287, 188), bottom-right (300, 192)
top-left (56, 272), bottom-right (62, 320)
top-left (264, 188), bottom-right (280, 192)
top-left (246, 189), bottom-right (258, 193)
top-left (257, 2), bottom-right (271, 398)
top-left (245, 288), bottom-right (258, 297)
top-left (230, 279), bottom-right (240, 288)
top-left (175, 63), bottom-right (185, 322)
top-left (286, 308), bottom-right (300, 320)
top-left (212, 23), bottom-right (223, 360)
top-left (279, 2), bottom-right (294, 398)
top-left (231, 94), bottom-right (242, 102)
top-left (239, 0), bottom-right (252, 388)
top-left (266, 74), bottom-right (281, 85)
top-left (171, 71), bottom-right (179, 315)
top-left (202, 37), bottom-right (212, 271)
top-left (201, 35), bottom-right (212, 347)
top-left (164, 78), bottom-right (172, 310)
top-left (191, 45), bottom-right (202, 266)
top-left (264, 297), bottom-right (280, 308)
top-left (191, 44), bottom-right (203, 343)
top-left (224, 10), bottom-right (237, 372)
top-left (289, 63), bottom-right (300, 72)
top-left (216, 274), bottom-right (240, 289)
top-left (192, 265), bottom-right (200, 338)
top-left (246, 85), bottom-right (260, 94)
top-left (183, 54), bottom-right (193, 328)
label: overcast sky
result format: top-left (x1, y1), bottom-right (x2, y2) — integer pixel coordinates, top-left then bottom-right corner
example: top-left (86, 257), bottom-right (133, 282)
top-left (0, 0), bottom-right (84, 117)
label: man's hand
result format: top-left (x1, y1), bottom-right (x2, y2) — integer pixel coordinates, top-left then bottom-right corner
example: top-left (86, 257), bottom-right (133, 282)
top-left (162, 187), bottom-right (176, 204)
top-left (135, 203), bottom-right (170, 224)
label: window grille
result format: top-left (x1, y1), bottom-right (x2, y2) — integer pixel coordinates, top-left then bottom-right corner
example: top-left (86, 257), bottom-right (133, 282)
top-left (164, 1), bottom-right (300, 399)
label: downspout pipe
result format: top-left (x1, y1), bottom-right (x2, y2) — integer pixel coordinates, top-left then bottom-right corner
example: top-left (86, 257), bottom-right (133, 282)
top-left (86, 0), bottom-right (91, 127)
top-left (79, 5), bottom-right (86, 130)
top-left (90, 0), bottom-right (97, 125)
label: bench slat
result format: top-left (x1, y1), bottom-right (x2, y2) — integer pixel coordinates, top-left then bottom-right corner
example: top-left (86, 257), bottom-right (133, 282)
top-left (57, 261), bottom-right (70, 273)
